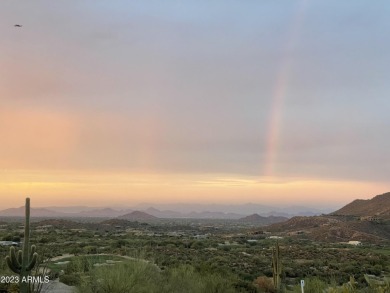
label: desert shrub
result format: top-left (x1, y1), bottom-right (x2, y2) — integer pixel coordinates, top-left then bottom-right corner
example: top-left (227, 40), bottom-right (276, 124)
top-left (78, 260), bottom-right (159, 293)
top-left (305, 277), bottom-right (328, 292)
top-left (254, 276), bottom-right (275, 293)
top-left (190, 241), bottom-right (205, 249)
top-left (161, 264), bottom-right (236, 293)
top-left (289, 277), bottom-right (328, 293)
top-left (64, 256), bottom-right (92, 274)
top-left (65, 259), bottom-right (82, 274)
top-left (60, 274), bottom-right (81, 286)
top-left (364, 275), bottom-right (390, 293)
top-left (323, 277), bottom-right (358, 293)
top-left (79, 261), bottom-right (236, 293)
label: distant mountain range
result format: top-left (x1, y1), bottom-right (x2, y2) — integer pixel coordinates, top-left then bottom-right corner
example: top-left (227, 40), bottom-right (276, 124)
top-left (118, 211), bottom-right (158, 221)
top-left (134, 202), bottom-right (330, 217)
top-left (0, 207), bottom-right (65, 217)
top-left (0, 203), bottom-right (330, 219)
top-left (0, 206), bottom-right (132, 218)
top-left (4, 192), bottom-right (388, 243)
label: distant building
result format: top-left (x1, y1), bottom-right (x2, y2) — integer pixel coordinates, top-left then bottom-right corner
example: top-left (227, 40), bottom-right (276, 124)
top-left (360, 216), bottom-right (380, 222)
top-left (268, 236), bottom-right (283, 239)
top-left (194, 234), bottom-right (208, 239)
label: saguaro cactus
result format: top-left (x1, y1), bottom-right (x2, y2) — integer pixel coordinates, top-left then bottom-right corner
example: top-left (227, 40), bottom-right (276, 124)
top-left (272, 241), bottom-right (282, 292)
top-left (5, 198), bottom-right (38, 293)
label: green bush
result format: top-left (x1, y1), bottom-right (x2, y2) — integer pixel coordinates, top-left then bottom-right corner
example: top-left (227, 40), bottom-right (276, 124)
top-left (161, 265), bottom-right (236, 293)
top-left (60, 274), bottom-right (81, 286)
top-left (290, 277), bottom-right (328, 293)
top-left (78, 260), bottom-right (159, 293)
top-left (76, 261), bottom-right (236, 293)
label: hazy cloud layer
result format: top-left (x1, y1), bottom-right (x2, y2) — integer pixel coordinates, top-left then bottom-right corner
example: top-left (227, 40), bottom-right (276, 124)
top-left (1, 1), bottom-right (390, 183)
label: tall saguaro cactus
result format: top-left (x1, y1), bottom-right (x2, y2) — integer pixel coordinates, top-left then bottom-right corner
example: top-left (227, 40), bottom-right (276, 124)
top-left (6, 198), bottom-right (38, 293)
top-left (272, 241), bottom-right (282, 292)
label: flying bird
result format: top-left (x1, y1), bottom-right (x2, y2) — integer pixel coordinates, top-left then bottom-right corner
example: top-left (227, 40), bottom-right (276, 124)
top-left (14, 24), bottom-right (22, 27)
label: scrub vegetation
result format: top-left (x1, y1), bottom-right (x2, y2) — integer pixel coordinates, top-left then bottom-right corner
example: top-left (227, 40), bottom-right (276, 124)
top-left (0, 215), bottom-right (389, 292)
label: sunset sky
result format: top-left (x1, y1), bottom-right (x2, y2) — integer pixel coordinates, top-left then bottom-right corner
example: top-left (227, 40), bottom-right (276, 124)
top-left (1, 1), bottom-right (389, 209)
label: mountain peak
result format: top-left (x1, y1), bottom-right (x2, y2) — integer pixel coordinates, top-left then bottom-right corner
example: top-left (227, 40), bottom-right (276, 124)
top-left (239, 213), bottom-right (288, 225)
top-left (118, 211), bottom-right (157, 221)
top-left (332, 192), bottom-right (390, 218)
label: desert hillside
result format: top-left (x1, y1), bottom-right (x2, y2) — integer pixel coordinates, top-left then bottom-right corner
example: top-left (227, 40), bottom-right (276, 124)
top-left (332, 192), bottom-right (390, 218)
top-left (264, 192), bottom-right (390, 243)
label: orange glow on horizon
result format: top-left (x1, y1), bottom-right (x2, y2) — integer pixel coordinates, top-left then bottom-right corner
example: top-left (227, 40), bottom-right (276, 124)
top-left (0, 169), bottom-right (387, 209)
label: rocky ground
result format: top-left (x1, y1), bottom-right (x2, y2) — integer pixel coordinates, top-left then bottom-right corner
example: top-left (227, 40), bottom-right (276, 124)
top-left (41, 279), bottom-right (75, 293)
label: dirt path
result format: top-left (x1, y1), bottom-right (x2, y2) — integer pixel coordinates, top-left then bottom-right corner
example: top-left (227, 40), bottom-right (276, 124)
top-left (50, 253), bottom-right (156, 267)
top-left (40, 279), bottom-right (76, 293)
top-left (50, 254), bottom-right (75, 262)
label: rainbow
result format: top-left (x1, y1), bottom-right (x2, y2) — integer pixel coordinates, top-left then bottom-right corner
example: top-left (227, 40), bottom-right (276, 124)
top-left (263, 0), bottom-right (309, 177)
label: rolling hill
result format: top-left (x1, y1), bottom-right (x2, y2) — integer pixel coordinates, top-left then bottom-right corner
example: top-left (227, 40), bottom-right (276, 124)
top-left (117, 211), bottom-right (157, 221)
top-left (239, 213), bottom-right (288, 225)
top-left (0, 207), bottom-right (67, 217)
top-left (264, 192), bottom-right (390, 243)
top-left (332, 192), bottom-right (390, 218)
